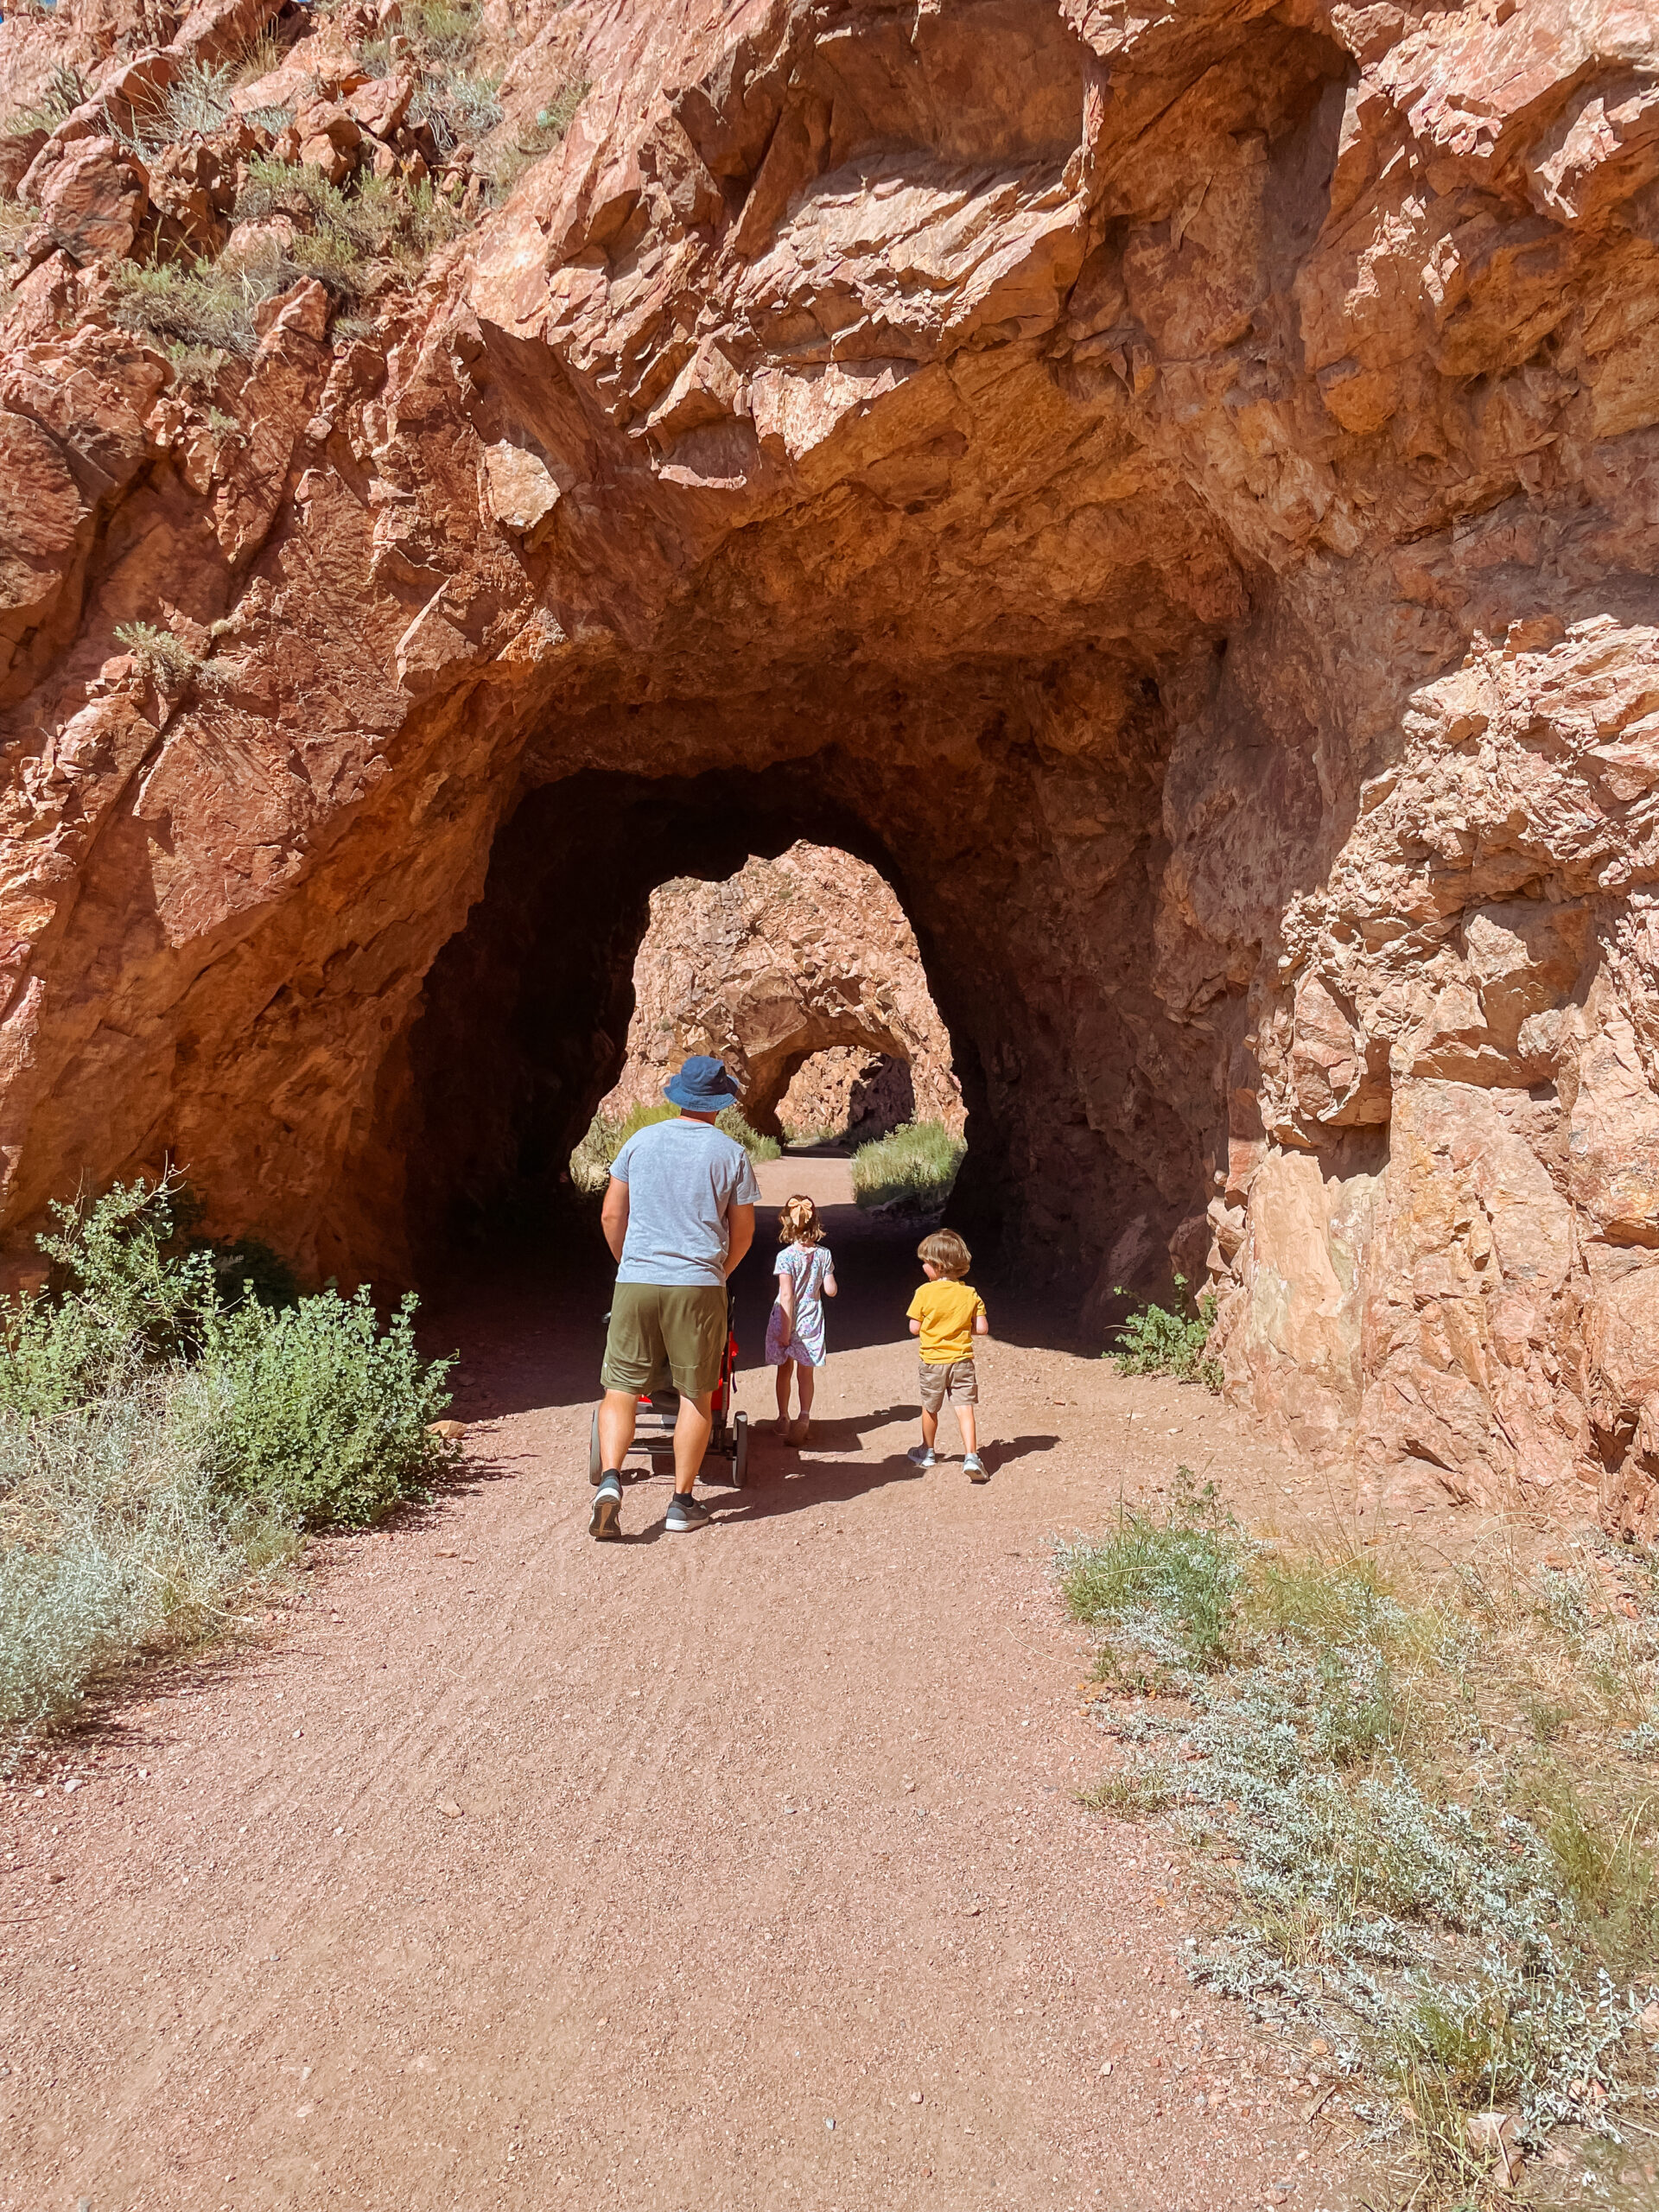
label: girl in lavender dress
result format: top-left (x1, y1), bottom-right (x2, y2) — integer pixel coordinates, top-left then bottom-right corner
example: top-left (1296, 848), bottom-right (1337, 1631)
top-left (766, 1195), bottom-right (837, 1445)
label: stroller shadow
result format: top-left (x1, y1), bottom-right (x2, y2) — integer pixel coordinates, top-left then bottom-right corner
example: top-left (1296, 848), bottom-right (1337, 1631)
top-left (615, 1447), bottom-right (927, 1540)
top-left (734, 1403), bottom-right (912, 1452)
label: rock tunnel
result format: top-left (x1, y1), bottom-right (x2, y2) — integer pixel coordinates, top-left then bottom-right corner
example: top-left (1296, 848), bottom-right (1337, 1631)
top-left (2, 0), bottom-right (1658, 1532)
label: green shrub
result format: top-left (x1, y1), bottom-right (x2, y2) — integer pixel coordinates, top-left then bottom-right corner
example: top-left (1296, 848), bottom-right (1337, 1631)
top-left (0, 1373), bottom-right (291, 1756)
top-left (1060, 1486), bottom-right (1243, 1675)
top-left (0, 1174), bottom-right (218, 1416)
top-left (107, 255), bottom-right (285, 358)
top-left (850, 1119), bottom-right (965, 1211)
top-left (488, 77), bottom-right (588, 193)
top-left (200, 1287), bottom-right (452, 1528)
top-left (114, 620), bottom-right (200, 683)
top-left (715, 1105), bottom-right (781, 1161)
top-left (2, 62), bottom-right (86, 137)
top-left (111, 162), bottom-right (468, 362)
top-left (411, 69), bottom-right (500, 157)
top-left (111, 59), bottom-right (238, 150)
top-left (1062, 1497), bottom-right (1659, 2182)
top-left (782, 1122), bottom-right (840, 1148)
top-left (0, 1174), bottom-right (454, 1753)
top-left (1107, 1274), bottom-right (1221, 1390)
top-left (233, 158), bottom-right (467, 297)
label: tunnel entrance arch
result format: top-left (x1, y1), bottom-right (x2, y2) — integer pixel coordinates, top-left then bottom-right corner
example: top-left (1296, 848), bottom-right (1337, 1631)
top-left (387, 749), bottom-right (1189, 1301)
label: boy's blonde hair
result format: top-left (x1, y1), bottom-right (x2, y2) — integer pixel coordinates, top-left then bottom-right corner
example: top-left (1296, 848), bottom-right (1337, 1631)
top-left (918, 1228), bottom-right (970, 1279)
top-left (779, 1195), bottom-right (825, 1247)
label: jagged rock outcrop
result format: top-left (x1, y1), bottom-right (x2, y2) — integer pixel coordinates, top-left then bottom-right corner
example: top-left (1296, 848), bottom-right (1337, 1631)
top-left (595, 842), bottom-right (963, 1137)
top-left (779, 1046), bottom-right (919, 1144)
top-left (1, 0), bottom-right (1658, 1533)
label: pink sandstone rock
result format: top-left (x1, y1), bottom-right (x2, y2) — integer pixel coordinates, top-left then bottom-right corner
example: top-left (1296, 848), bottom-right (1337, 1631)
top-left (596, 845), bottom-right (963, 1141)
top-left (0, 0), bottom-right (1654, 1536)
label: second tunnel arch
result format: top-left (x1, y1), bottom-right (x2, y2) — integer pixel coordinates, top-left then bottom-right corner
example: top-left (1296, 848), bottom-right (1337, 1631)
top-left (589, 841), bottom-right (965, 1144)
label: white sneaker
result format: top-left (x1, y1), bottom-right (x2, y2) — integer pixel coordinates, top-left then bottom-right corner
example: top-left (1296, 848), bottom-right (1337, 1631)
top-left (906, 1445), bottom-right (936, 1469)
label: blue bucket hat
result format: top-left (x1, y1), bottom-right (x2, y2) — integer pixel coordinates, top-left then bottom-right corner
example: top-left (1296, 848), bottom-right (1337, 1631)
top-left (664, 1054), bottom-right (741, 1110)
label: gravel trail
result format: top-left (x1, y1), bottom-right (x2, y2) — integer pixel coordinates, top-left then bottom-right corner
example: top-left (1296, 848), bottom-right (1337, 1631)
top-left (1, 1159), bottom-right (1361, 2211)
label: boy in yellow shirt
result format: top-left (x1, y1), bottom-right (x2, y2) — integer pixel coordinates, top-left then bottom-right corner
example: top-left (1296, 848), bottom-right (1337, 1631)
top-left (906, 1228), bottom-right (989, 1480)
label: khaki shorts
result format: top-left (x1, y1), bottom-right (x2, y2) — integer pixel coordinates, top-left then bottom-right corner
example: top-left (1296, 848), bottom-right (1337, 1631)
top-left (601, 1284), bottom-right (727, 1398)
top-left (919, 1356), bottom-right (977, 1411)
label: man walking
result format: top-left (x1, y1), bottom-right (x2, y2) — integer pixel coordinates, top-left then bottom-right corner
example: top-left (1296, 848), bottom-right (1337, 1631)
top-left (589, 1056), bottom-right (759, 1539)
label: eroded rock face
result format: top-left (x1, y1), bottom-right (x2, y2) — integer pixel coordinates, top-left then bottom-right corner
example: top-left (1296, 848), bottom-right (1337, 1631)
top-left (779, 1048), bottom-right (919, 1144)
top-left (594, 842), bottom-right (963, 1137)
top-left (2, 0), bottom-right (1658, 1530)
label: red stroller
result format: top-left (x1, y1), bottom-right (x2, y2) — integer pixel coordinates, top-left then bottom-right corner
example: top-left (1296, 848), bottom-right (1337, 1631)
top-left (588, 1287), bottom-right (749, 1487)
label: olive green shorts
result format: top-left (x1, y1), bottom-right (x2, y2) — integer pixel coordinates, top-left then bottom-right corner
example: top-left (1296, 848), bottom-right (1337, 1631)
top-left (601, 1283), bottom-right (728, 1398)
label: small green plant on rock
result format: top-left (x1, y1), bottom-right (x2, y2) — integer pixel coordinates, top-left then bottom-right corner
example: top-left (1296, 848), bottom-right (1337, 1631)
top-left (489, 77), bottom-right (588, 194)
top-left (113, 620), bottom-right (200, 683)
top-left (1107, 1274), bottom-right (1222, 1391)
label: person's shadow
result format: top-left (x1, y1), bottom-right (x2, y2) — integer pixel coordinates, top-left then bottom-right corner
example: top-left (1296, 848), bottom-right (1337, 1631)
top-left (615, 1426), bottom-right (1062, 1540)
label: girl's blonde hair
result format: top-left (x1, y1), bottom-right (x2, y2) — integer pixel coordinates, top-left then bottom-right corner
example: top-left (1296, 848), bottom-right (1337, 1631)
top-left (779, 1195), bottom-right (825, 1247)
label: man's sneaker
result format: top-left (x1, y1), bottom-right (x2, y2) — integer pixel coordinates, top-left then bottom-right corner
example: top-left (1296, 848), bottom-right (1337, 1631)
top-left (665, 1491), bottom-right (712, 1534)
top-left (589, 1472), bottom-right (623, 1540)
top-left (964, 1453), bottom-right (988, 1483)
top-left (906, 1445), bottom-right (936, 1469)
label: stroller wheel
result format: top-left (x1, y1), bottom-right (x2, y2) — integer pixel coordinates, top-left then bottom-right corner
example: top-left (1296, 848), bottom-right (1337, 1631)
top-left (588, 1407), bottom-right (603, 1484)
top-left (732, 1410), bottom-right (749, 1489)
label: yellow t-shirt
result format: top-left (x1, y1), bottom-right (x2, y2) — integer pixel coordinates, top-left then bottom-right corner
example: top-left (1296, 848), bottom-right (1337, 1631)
top-left (907, 1278), bottom-right (986, 1364)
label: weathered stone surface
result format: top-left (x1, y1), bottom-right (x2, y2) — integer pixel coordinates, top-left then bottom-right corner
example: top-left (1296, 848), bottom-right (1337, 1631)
top-left (596, 844), bottom-right (963, 1140)
top-left (482, 442), bottom-right (560, 535)
top-left (779, 1047), bottom-right (924, 1145)
top-left (35, 137), bottom-right (148, 263)
top-left (0, 0), bottom-right (1656, 1533)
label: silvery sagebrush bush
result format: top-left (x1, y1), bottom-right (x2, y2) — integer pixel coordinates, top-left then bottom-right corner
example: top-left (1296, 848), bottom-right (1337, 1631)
top-left (1058, 1492), bottom-right (1659, 2171)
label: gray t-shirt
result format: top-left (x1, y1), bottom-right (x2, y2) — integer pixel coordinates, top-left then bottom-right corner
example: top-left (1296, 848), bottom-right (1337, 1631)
top-left (611, 1116), bottom-right (762, 1287)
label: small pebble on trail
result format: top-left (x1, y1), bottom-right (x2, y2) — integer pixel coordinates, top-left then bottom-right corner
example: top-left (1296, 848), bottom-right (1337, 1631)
top-left (436, 1799), bottom-right (463, 1819)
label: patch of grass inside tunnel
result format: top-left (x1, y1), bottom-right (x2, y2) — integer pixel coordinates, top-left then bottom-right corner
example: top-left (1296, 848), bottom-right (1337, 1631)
top-left (569, 1099), bottom-right (780, 1194)
top-left (849, 1118), bottom-right (964, 1212)
top-left (1059, 1484), bottom-right (1659, 2199)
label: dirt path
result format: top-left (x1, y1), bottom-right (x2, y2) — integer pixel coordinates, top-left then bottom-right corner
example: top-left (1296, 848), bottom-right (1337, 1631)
top-left (2, 1161), bottom-right (1363, 2212)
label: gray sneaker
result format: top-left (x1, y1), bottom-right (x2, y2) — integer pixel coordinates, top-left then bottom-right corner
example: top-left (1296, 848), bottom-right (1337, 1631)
top-left (964, 1453), bottom-right (988, 1483)
top-left (589, 1472), bottom-right (622, 1540)
top-left (665, 1491), bottom-right (712, 1534)
top-left (906, 1445), bottom-right (936, 1469)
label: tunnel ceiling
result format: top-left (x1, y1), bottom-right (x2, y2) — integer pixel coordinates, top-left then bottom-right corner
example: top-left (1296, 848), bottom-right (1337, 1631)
top-left (2, 0), bottom-right (1658, 1529)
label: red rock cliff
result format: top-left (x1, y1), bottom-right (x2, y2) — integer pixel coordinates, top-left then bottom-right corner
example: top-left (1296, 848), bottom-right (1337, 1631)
top-left (1, 0), bottom-right (1657, 1531)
